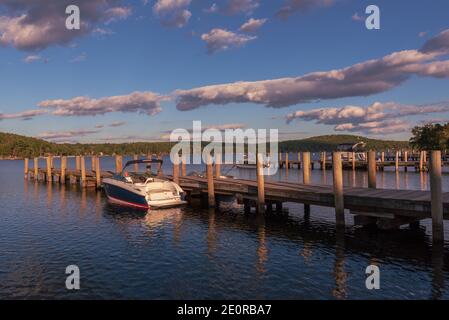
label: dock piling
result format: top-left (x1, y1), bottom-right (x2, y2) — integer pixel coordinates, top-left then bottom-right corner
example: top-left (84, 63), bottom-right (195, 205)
top-left (95, 156), bottom-right (101, 188)
top-left (81, 156), bottom-right (86, 187)
top-left (134, 155), bottom-right (139, 173)
top-left (75, 156), bottom-right (81, 172)
top-left (333, 152), bottom-right (345, 226)
top-left (46, 156), bottom-right (52, 182)
top-left (215, 153), bottom-right (221, 178)
top-left (257, 153), bottom-right (265, 214)
top-left (302, 152), bottom-right (311, 184)
top-left (34, 158), bottom-right (39, 180)
top-left (61, 156), bottom-right (67, 183)
top-left (115, 155), bottom-right (123, 173)
top-left (303, 152), bottom-right (311, 214)
top-left (24, 158), bottom-right (29, 179)
top-left (321, 152), bottom-right (326, 170)
top-left (368, 151), bottom-right (377, 189)
top-left (430, 151), bottom-right (444, 243)
top-left (181, 155), bottom-right (187, 177)
top-left (206, 154), bottom-right (215, 207)
top-left (173, 155), bottom-right (179, 184)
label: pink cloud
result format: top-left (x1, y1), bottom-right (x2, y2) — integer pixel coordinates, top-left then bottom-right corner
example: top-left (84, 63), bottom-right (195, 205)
top-left (153, 0), bottom-right (191, 28)
top-left (239, 18), bottom-right (267, 33)
top-left (38, 91), bottom-right (165, 117)
top-left (175, 29), bottom-right (449, 111)
top-left (201, 28), bottom-right (256, 53)
top-left (0, 0), bottom-right (132, 51)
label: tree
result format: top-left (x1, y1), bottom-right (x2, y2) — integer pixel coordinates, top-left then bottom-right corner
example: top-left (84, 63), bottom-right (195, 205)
top-left (410, 123), bottom-right (449, 150)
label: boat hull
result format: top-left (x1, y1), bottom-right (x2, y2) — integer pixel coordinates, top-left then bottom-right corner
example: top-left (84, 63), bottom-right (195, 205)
top-left (103, 181), bottom-right (149, 210)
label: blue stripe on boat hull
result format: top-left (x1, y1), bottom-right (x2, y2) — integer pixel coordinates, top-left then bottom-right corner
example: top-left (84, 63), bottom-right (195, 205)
top-left (103, 183), bottom-right (148, 208)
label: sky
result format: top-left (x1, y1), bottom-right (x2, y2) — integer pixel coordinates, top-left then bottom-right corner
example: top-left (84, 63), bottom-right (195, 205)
top-left (0, 0), bottom-right (449, 143)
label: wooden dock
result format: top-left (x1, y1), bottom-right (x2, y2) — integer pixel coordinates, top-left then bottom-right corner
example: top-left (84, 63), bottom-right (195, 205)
top-left (23, 151), bottom-right (448, 243)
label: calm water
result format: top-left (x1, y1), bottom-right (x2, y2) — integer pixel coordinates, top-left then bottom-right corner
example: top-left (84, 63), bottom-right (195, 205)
top-left (1, 156), bottom-right (449, 299)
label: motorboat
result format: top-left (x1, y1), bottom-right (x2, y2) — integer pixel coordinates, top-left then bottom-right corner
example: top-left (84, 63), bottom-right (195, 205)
top-left (236, 154), bottom-right (271, 169)
top-left (102, 159), bottom-right (187, 210)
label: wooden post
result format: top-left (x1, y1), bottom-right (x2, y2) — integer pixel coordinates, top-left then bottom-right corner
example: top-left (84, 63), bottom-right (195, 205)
top-left (206, 154), bottom-right (215, 207)
top-left (257, 153), bottom-right (265, 214)
top-left (419, 151), bottom-right (424, 172)
top-left (81, 156), bottom-right (86, 187)
top-left (381, 152), bottom-right (385, 163)
top-left (46, 156), bottom-right (52, 182)
top-left (61, 156), bottom-right (67, 183)
top-left (368, 151), bottom-right (377, 189)
top-left (279, 152), bottom-right (282, 168)
top-left (215, 153), bottom-right (221, 178)
top-left (333, 152), bottom-right (345, 226)
top-left (302, 152), bottom-right (311, 184)
top-left (91, 156), bottom-right (96, 172)
top-left (157, 153), bottom-right (163, 176)
top-left (115, 155), bottom-right (123, 173)
top-left (350, 152), bottom-right (355, 171)
top-left (95, 156), bottom-right (101, 188)
top-left (134, 154), bottom-right (139, 173)
top-left (181, 155), bottom-right (187, 177)
top-left (24, 158), bottom-right (29, 179)
top-left (395, 151), bottom-right (399, 172)
top-left (430, 151), bottom-right (444, 243)
top-left (34, 158), bottom-right (39, 180)
top-left (297, 152), bottom-right (301, 169)
top-left (285, 153), bottom-right (289, 169)
top-left (173, 155), bottom-right (179, 184)
top-left (302, 152), bottom-right (311, 214)
top-left (75, 156), bottom-right (81, 171)
top-left (404, 151), bottom-right (408, 163)
top-left (321, 152), bottom-right (326, 170)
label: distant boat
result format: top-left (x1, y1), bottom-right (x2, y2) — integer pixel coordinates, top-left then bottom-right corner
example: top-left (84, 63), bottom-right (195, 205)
top-left (102, 159), bottom-right (187, 210)
top-left (236, 155), bottom-right (271, 169)
top-left (335, 142), bottom-right (367, 161)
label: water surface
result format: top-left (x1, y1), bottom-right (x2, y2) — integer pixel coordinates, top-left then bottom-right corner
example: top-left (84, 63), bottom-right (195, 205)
top-left (0, 157), bottom-right (448, 299)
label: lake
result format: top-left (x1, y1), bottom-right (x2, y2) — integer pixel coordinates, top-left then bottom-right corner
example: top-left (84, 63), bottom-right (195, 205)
top-left (0, 157), bottom-right (448, 299)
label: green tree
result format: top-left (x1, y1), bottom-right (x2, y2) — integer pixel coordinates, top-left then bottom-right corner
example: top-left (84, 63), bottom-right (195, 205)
top-left (410, 123), bottom-right (449, 150)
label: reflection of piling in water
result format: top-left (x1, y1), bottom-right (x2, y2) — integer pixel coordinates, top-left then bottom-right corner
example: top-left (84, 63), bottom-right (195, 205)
top-left (333, 228), bottom-right (347, 300)
top-left (431, 243), bottom-right (445, 300)
top-left (256, 215), bottom-right (267, 275)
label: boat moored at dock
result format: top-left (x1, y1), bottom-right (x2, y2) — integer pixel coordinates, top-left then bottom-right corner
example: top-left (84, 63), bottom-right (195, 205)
top-left (102, 159), bottom-right (187, 210)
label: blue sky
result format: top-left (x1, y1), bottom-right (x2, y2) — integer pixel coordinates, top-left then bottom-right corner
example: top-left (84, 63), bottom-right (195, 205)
top-left (1, 0), bottom-right (449, 143)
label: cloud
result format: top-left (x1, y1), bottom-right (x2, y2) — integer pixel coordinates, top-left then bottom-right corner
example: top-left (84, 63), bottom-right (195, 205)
top-left (109, 121), bottom-right (126, 127)
top-left (23, 54), bottom-right (41, 63)
top-left (351, 12), bottom-right (363, 22)
top-left (93, 28), bottom-right (115, 36)
top-left (0, 0), bottom-right (132, 51)
top-left (276, 0), bottom-right (337, 20)
top-left (419, 31), bottom-right (428, 38)
top-left (38, 129), bottom-right (101, 141)
top-left (239, 18), bottom-right (267, 33)
top-left (38, 91), bottom-right (165, 117)
top-left (175, 29), bottom-right (449, 111)
top-left (160, 123), bottom-right (247, 140)
top-left (204, 3), bottom-right (218, 14)
top-left (95, 124), bottom-right (104, 129)
top-left (420, 29), bottom-right (449, 55)
top-left (153, 0), bottom-right (192, 28)
top-left (286, 101), bottom-right (449, 134)
top-left (0, 109), bottom-right (47, 120)
top-left (201, 28), bottom-right (256, 53)
top-left (224, 0), bottom-right (259, 15)
top-left (69, 52), bottom-right (87, 63)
